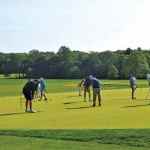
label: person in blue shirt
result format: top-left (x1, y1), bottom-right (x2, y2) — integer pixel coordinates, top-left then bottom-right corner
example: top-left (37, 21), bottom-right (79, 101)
top-left (129, 74), bottom-right (137, 100)
top-left (89, 75), bottom-right (101, 107)
top-left (147, 73), bottom-right (150, 86)
top-left (39, 77), bottom-right (47, 101)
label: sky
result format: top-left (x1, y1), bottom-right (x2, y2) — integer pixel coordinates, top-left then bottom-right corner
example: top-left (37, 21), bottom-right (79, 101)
top-left (0, 0), bottom-right (149, 53)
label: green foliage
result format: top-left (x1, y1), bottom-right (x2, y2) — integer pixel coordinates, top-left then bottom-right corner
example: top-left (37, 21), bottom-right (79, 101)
top-left (107, 64), bottom-right (119, 79)
top-left (0, 47), bottom-right (150, 79)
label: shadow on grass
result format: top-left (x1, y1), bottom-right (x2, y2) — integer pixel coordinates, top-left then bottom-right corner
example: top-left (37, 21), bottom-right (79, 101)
top-left (122, 103), bottom-right (150, 108)
top-left (65, 106), bottom-right (92, 110)
top-left (0, 112), bottom-right (26, 116)
top-left (0, 111), bottom-right (42, 116)
top-left (64, 100), bottom-right (82, 105)
top-left (66, 95), bottom-right (79, 98)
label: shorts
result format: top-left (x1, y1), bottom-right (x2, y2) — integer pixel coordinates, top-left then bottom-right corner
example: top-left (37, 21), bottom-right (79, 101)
top-left (84, 86), bottom-right (90, 92)
top-left (131, 85), bottom-right (136, 90)
top-left (93, 88), bottom-right (100, 95)
top-left (39, 87), bottom-right (45, 92)
top-left (23, 91), bottom-right (32, 101)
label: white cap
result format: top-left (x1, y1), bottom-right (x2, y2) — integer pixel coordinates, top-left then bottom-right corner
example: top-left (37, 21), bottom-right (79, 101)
top-left (89, 75), bottom-right (93, 79)
top-left (40, 77), bottom-right (44, 81)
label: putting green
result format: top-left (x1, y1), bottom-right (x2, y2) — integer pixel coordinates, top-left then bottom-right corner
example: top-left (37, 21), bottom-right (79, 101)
top-left (0, 88), bottom-right (150, 129)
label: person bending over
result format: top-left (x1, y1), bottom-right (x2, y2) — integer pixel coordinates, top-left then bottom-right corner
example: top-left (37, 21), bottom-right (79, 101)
top-left (23, 79), bottom-right (36, 113)
top-left (89, 75), bottom-right (101, 107)
top-left (83, 76), bottom-right (91, 102)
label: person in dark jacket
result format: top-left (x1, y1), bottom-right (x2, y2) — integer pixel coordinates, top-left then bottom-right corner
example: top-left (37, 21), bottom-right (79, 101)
top-left (33, 79), bottom-right (40, 99)
top-left (83, 76), bottom-right (91, 102)
top-left (23, 79), bottom-right (37, 112)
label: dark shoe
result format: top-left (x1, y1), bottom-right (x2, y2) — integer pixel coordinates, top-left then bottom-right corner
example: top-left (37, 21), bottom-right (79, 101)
top-left (25, 109), bottom-right (28, 112)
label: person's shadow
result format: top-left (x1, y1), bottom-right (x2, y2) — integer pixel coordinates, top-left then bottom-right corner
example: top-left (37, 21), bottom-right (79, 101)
top-left (0, 111), bottom-right (42, 117)
top-left (63, 101), bottom-right (82, 105)
top-left (122, 103), bottom-right (150, 108)
top-left (0, 112), bottom-right (26, 117)
top-left (65, 106), bottom-right (92, 110)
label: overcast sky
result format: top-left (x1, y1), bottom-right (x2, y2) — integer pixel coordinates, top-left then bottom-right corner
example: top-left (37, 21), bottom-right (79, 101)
top-left (0, 0), bottom-right (149, 53)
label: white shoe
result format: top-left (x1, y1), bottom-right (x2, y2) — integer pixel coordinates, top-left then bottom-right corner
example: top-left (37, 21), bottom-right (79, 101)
top-left (29, 110), bottom-right (37, 113)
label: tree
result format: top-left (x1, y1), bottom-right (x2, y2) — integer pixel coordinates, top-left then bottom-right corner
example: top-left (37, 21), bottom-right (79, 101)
top-left (121, 53), bottom-right (150, 78)
top-left (107, 64), bottom-right (119, 79)
top-left (57, 46), bottom-right (71, 56)
top-left (125, 48), bottom-right (133, 55)
top-left (69, 66), bottom-right (81, 79)
top-left (0, 45), bottom-right (149, 79)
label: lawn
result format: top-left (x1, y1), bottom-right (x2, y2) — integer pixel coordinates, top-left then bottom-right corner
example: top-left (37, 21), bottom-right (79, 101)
top-left (0, 79), bottom-right (150, 149)
top-left (0, 79), bottom-right (150, 129)
top-left (0, 135), bottom-right (147, 150)
top-left (0, 78), bottom-right (148, 97)
top-left (0, 130), bottom-right (150, 150)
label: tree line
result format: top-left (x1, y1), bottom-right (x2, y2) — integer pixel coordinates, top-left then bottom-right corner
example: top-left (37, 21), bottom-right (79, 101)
top-left (0, 46), bottom-right (150, 79)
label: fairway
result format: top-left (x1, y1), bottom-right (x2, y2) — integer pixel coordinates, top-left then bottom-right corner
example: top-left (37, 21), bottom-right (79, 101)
top-left (1, 79), bottom-right (150, 150)
top-left (0, 79), bottom-right (150, 129)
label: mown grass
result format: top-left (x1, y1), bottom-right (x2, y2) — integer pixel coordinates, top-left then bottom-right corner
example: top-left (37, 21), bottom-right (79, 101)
top-left (0, 130), bottom-right (150, 150)
top-left (1, 136), bottom-right (147, 150)
top-left (0, 79), bottom-right (150, 149)
top-left (0, 79), bottom-right (149, 97)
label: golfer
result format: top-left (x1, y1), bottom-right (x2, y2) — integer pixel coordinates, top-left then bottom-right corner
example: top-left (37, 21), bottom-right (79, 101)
top-left (83, 76), bottom-right (91, 101)
top-left (23, 79), bottom-right (37, 113)
top-left (78, 79), bottom-right (85, 96)
top-left (129, 74), bottom-right (137, 100)
top-left (146, 73), bottom-right (150, 86)
top-left (39, 77), bottom-right (47, 100)
top-left (33, 79), bottom-right (40, 99)
top-left (89, 75), bottom-right (101, 107)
